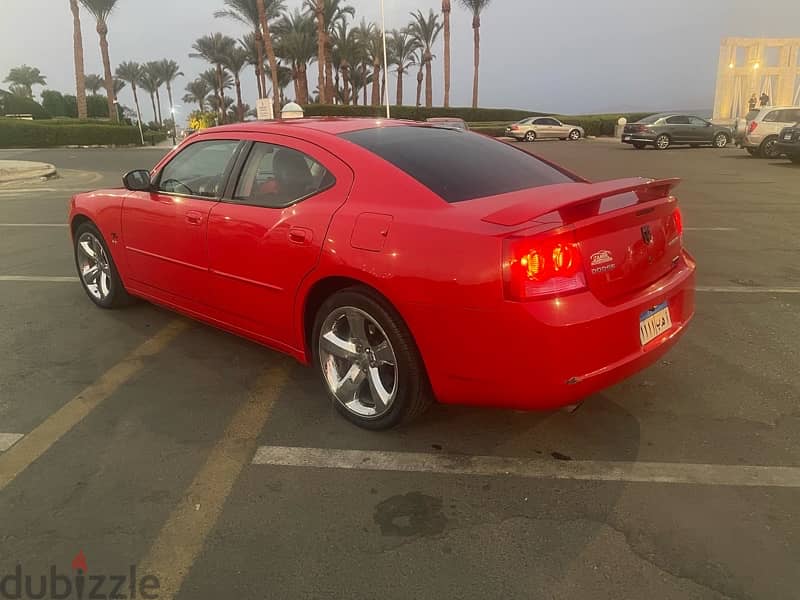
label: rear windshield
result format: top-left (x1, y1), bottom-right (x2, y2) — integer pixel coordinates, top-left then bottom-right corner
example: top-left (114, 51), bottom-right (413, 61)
top-left (339, 126), bottom-right (574, 203)
top-left (745, 110), bottom-right (760, 121)
top-left (637, 114), bottom-right (663, 124)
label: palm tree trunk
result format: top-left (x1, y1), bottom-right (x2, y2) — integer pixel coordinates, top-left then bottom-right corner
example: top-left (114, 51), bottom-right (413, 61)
top-left (416, 65), bottom-right (423, 108)
top-left (216, 64), bottom-right (226, 124)
top-left (371, 64), bottom-right (381, 107)
top-left (442, 0), bottom-right (451, 108)
top-left (314, 0), bottom-right (326, 103)
top-left (234, 74), bottom-right (244, 122)
top-left (472, 15), bottom-right (480, 109)
top-left (292, 66), bottom-right (300, 104)
top-left (131, 84), bottom-right (143, 126)
top-left (396, 68), bottom-right (403, 106)
top-left (69, 0), bottom-right (88, 120)
top-left (155, 87), bottom-right (163, 125)
top-left (166, 82), bottom-right (174, 122)
top-left (299, 63), bottom-right (310, 105)
top-left (149, 92), bottom-right (157, 124)
top-left (343, 67), bottom-right (350, 105)
top-left (96, 21), bottom-right (118, 121)
top-left (257, 0), bottom-right (281, 114)
top-left (325, 58), bottom-right (334, 104)
top-left (425, 56), bottom-right (433, 108)
top-left (255, 30), bottom-right (265, 99)
top-left (362, 68), bottom-right (368, 106)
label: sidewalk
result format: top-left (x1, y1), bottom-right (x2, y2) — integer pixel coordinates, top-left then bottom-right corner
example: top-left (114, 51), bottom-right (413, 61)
top-left (0, 160), bottom-right (57, 184)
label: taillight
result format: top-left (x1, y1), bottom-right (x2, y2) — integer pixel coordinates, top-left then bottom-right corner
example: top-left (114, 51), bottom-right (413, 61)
top-left (748, 121), bottom-right (758, 134)
top-left (634, 124), bottom-right (647, 133)
top-left (510, 125), bottom-right (519, 131)
top-left (503, 231), bottom-right (587, 300)
top-left (672, 208), bottom-right (683, 236)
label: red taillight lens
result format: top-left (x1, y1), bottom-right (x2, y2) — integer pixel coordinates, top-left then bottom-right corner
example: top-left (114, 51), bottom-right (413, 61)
top-left (503, 232), bottom-right (587, 300)
top-left (634, 124), bottom-right (647, 133)
top-left (510, 125), bottom-right (519, 131)
top-left (673, 208), bottom-right (683, 236)
top-left (748, 121), bottom-right (758, 134)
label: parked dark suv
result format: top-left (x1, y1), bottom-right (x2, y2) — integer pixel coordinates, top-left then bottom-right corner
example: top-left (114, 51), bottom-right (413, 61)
top-left (622, 114), bottom-right (732, 150)
top-left (776, 124), bottom-right (800, 164)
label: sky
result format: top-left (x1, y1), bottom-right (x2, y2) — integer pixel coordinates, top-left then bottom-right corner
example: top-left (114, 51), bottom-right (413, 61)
top-left (1, 0), bottom-right (799, 124)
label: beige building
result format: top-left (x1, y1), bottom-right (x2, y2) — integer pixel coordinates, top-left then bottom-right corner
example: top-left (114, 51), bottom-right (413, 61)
top-left (713, 37), bottom-right (800, 119)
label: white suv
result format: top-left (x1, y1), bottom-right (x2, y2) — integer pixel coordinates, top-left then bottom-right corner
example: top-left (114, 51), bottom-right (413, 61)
top-left (740, 106), bottom-right (800, 158)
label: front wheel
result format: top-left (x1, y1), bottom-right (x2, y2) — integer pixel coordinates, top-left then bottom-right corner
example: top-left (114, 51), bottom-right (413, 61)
top-left (73, 222), bottom-right (134, 308)
top-left (313, 288), bottom-right (432, 430)
top-left (568, 129), bottom-right (581, 140)
top-left (713, 133), bottom-right (729, 148)
top-left (655, 134), bottom-right (671, 150)
top-left (524, 130), bottom-right (536, 142)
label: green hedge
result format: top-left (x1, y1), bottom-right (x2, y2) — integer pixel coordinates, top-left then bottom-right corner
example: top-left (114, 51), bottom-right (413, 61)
top-left (303, 104), bottom-right (548, 122)
top-left (0, 94), bottom-right (49, 119)
top-left (0, 118), bottom-right (145, 147)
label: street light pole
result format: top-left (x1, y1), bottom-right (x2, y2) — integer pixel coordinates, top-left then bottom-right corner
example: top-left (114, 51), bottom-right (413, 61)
top-left (380, 0), bottom-right (390, 119)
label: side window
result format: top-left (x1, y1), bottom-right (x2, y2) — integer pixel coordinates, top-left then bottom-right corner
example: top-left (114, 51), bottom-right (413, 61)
top-left (545, 118), bottom-right (562, 126)
top-left (233, 142), bottom-right (335, 208)
top-left (763, 110), bottom-right (782, 123)
top-left (157, 140), bottom-right (239, 198)
top-left (688, 117), bottom-right (707, 126)
top-left (782, 109), bottom-right (800, 123)
top-left (533, 118), bottom-right (548, 125)
top-left (666, 115), bottom-right (690, 125)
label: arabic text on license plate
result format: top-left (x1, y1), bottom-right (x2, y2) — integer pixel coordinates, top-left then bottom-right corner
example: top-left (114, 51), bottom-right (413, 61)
top-left (639, 302), bottom-right (672, 345)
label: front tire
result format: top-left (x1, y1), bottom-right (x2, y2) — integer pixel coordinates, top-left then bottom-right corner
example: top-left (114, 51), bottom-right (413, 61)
top-left (655, 134), bottom-right (671, 150)
top-left (524, 130), bottom-right (536, 142)
top-left (73, 222), bottom-right (133, 309)
top-left (313, 287), bottom-right (432, 430)
top-left (568, 129), bottom-right (581, 140)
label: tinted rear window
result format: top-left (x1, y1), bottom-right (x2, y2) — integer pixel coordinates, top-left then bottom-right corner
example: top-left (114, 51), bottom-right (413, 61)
top-left (637, 114), bottom-right (663, 124)
top-left (340, 126), bottom-right (574, 203)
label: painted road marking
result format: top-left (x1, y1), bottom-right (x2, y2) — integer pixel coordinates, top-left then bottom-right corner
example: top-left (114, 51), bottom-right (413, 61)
top-left (0, 320), bottom-right (187, 492)
top-left (137, 364), bottom-right (291, 599)
top-left (0, 223), bottom-right (68, 227)
top-left (697, 286), bottom-right (800, 294)
top-left (0, 434), bottom-right (23, 452)
top-left (252, 446), bottom-right (800, 489)
top-left (684, 227), bottom-right (738, 231)
top-left (0, 276), bottom-right (79, 282)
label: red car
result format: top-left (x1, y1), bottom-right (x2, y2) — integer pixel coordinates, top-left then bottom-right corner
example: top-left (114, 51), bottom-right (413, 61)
top-left (69, 118), bottom-right (695, 429)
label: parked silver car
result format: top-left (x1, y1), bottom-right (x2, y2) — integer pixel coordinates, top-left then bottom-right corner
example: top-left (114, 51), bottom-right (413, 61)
top-left (739, 106), bottom-right (800, 158)
top-left (505, 117), bottom-right (584, 142)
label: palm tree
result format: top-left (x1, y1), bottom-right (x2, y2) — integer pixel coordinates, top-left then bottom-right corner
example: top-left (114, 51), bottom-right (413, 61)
top-left (3, 65), bottom-right (47, 98)
top-left (309, 0), bottom-right (326, 103)
top-left (215, 0), bottom-right (266, 98)
top-left (144, 62), bottom-right (165, 125)
top-left (69, 0), bottom-right (88, 119)
top-left (116, 61), bottom-right (143, 125)
top-left (183, 79), bottom-right (210, 112)
top-left (304, 0), bottom-right (354, 104)
top-left (408, 9), bottom-right (442, 109)
top-left (331, 21), bottom-right (360, 105)
top-left (389, 29), bottom-right (420, 106)
top-left (353, 19), bottom-right (375, 107)
top-left (223, 46), bottom-right (248, 121)
top-left (79, 0), bottom-right (120, 121)
top-left (442, 0), bottom-right (451, 108)
top-left (84, 74), bottom-right (104, 95)
top-left (364, 31), bottom-right (385, 107)
top-left (256, 0), bottom-right (285, 114)
top-left (274, 9), bottom-right (316, 106)
top-left (113, 78), bottom-right (125, 97)
top-left (158, 59), bottom-right (183, 123)
top-left (138, 68), bottom-right (161, 125)
top-left (458, 0), bottom-right (491, 108)
top-left (191, 33), bottom-right (237, 124)
top-left (414, 47), bottom-right (424, 108)
top-left (200, 68), bottom-right (233, 117)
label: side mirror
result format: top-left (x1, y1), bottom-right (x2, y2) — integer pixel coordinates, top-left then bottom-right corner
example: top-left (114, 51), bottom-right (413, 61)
top-left (123, 169), bottom-right (152, 192)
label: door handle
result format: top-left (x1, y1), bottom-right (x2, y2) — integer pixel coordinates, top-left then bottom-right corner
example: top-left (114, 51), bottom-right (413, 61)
top-left (289, 227), bottom-right (311, 245)
top-left (186, 211), bottom-right (203, 225)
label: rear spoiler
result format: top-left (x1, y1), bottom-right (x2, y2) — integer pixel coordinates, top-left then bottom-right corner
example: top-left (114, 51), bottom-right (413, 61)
top-left (481, 178), bottom-right (681, 226)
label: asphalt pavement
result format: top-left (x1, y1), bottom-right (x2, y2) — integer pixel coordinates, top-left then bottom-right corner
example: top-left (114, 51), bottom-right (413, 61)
top-left (0, 140), bottom-right (798, 600)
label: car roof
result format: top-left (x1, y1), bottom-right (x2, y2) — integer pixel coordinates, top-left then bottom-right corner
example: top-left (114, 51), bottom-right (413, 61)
top-left (426, 117), bottom-right (466, 122)
top-left (209, 117), bottom-right (415, 136)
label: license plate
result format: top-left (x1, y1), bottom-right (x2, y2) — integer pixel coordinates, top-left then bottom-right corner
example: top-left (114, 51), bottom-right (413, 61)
top-left (784, 134), bottom-right (793, 141)
top-left (622, 135), bottom-right (631, 141)
top-left (639, 302), bottom-right (672, 345)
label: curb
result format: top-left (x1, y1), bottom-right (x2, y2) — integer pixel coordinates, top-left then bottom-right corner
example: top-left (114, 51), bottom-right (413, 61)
top-left (0, 162), bottom-right (58, 185)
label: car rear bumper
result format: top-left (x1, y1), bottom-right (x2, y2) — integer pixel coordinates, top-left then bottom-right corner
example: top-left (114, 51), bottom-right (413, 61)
top-left (621, 134), bottom-right (656, 144)
top-left (505, 131), bottom-right (525, 140)
top-left (412, 251), bottom-right (696, 410)
top-left (776, 142), bottom-right (800, 154)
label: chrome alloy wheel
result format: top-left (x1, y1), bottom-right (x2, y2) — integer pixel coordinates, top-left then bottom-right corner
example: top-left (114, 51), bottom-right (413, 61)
top-left (76, 232), bottom-right (112, 301)
top-left (319, 306), bottom-right (398, 418)
top-left (569, 129), bottom-right (581, 140)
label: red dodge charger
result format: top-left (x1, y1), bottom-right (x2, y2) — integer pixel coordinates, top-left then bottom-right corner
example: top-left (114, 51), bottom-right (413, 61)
top-left (69, 118), bottom-right (695, 429)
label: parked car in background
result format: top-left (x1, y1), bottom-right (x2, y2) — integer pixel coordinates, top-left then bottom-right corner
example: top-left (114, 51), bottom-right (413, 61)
top-left (740, 106), bottom-right (800, 158)
top-left (505, 117), bottom-right (584, 142)
top-left (622, 114), bottom-right (731, 150)
top-left (425, 117), bottom-right (469, 131)
top-left (776, 124), bottom-right (800, 164)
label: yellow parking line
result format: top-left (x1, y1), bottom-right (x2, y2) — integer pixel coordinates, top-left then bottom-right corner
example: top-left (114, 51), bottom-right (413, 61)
top-left (137, 364), bottom-right (291, 599)
top-left (0, 320), bottom-right (188, 492)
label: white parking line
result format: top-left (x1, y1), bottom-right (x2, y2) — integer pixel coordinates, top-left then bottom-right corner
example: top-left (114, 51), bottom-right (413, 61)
top-left (0, 276), bottom-right (78, 282)
top-left (252, 446), bottom-right (800, 488)
top-left (697, 286), bottom-right (800, 294)
top-left (684, 227), bottom-right (738, 231)
top-left (0, 434), bottom-right (23, 452)
top-left (0, 223), bottom-right (68, 227)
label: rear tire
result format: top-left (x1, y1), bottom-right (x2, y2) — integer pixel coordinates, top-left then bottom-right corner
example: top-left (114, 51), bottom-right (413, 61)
top-left (313, 287), bottom-right (432, 430)
top-left (759, 136), bottom-right (780, 159)
top-left (655, 134), bottom-right (671, 150)
top-left (524, 130), bottom-right (536, 142)
top-left (73, 222), bottom-right (134, 309)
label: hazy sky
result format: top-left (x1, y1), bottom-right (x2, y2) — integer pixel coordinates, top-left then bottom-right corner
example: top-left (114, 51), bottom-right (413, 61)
top-left (2, 0), bottom-right (799, 122)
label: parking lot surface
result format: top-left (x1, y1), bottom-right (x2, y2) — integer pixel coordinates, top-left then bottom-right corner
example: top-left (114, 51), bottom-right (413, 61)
top-left (0, 141), bottom-right (798, 599)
